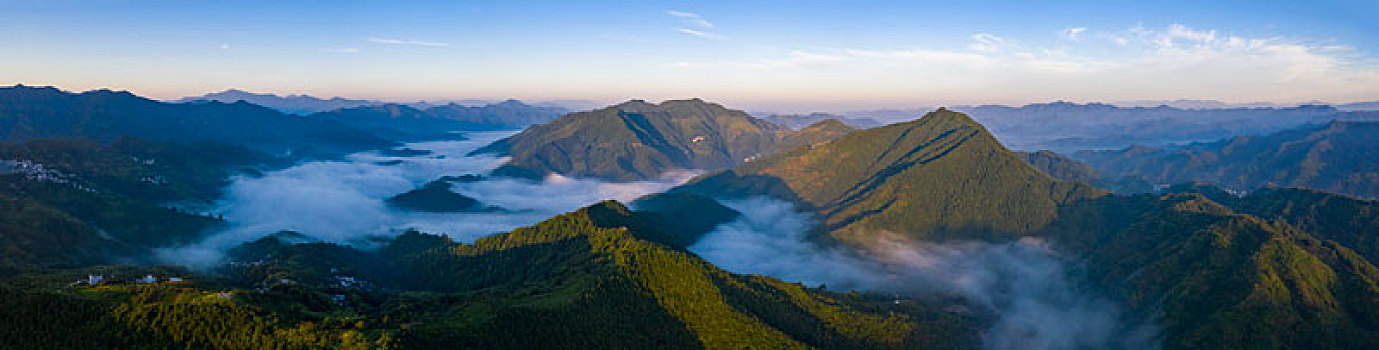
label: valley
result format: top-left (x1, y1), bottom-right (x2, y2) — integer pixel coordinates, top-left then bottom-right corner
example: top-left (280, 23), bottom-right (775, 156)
top-left (1, 91), bottom-right (1377, 349)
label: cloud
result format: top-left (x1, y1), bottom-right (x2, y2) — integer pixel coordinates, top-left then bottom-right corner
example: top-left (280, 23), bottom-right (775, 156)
top-left (675, 28), bottom-right (722, 39)
top-left (368, 37), bottom-right (451, 47)
top-left (666, 10), bottom-right (714, 28)
top-left (690, 197), bottom-right (1160, 350)
top-left (320, 47), bottom-right (360, 53)
top-left (219, 43), bottom-right (230, 51)
top-left (663, 23), bottom-right (1379, 103)
top-left (157, 131), bottom-right (695, 268)
top-left (1063, 27), bottom-right (1087, 41)
top-left (968, 33), bottom-right (1009, 53)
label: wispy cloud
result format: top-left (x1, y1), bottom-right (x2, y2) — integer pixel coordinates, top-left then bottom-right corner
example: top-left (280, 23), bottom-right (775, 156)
top-left (666, 10), bottom-right (714, 28)
top-left (968, 33), bottom-right (1009, 53)
top-left (676, 28), bottom-right (722, 39)
top-left (665, 23), bottom-right (1379, 103)
top-left (1063, 27), bottom-right (1087, 41)
top-left (367, 37), bottom-right (451, 47)
top-left (219, 43), bottom-right (230, 51)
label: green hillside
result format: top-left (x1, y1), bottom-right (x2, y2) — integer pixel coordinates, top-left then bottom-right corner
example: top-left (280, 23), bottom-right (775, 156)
top-left (1045, 192), bottom-right (1379, 349)
top-left (0, 137), bottom-right (278, 272)
top-left (470, 99), bottom-right (849, 181)
top-left (673, 108), bottom-right (1104, 244)
top-left (1163, 184), bottom-right (1379, 262)
top-left (1075, 120), bottom-right (1379, 199)
top-left (1, 201), bottom-right (982, 349)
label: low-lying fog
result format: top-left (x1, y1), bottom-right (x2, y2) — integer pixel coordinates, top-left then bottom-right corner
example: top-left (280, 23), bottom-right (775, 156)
top-left (691, 198), bottom-right (1159, 350)
top-left (159, 131), bottom-right (696, 267)
top-left (157, 131), bottom-right (1157, 349)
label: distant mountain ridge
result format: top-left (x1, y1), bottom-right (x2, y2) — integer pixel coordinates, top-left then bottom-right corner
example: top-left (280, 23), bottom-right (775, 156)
top-left (177, 89), bottom-right (578, 121)
top-left (175, 89), bottom-right (377, 115)
top-left (951, 101), bottom-right (1379, 151)
top-left (762, 113), bottom-right (883, 130)
top-left (0, 85), bottom-right (394, 157)
top-left (1074, 120), bottom-right (1379, 199)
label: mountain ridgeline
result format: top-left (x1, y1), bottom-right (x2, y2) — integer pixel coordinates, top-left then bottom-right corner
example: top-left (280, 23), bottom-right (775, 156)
top-left (311, 101), bottom-right (569, 141)
top-left (1, 201), bottom-right (983, 349)
top-left (0, 85), bottom-right (395, 157)
top-left (1075, 120), bottom-right (1379, 199)
top-left (667, 108), bottom-right (1379, 348)
top-left (952, 101), bottom-right (1379, 151)
top-left (3, 88), bottom-right (1379, 350)
top-left (472, 99), bottom-right (856, 181)
top-left (175, 89), bottom-right (377, 115)
top-left (1044, 190), bottom-right (1379, 349)
top-left (672, 108), bottom-right (1104, 245)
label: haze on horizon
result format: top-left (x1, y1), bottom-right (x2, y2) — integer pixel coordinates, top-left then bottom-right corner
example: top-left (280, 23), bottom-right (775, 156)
top-left (2, 0), bottom-right (1376, 111)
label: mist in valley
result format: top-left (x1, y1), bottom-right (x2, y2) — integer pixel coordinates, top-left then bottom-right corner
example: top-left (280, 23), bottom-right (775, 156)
top-left (691, 197), bottom-right (1160, 350)
top-left (157, 131), bottom-right (697, 267)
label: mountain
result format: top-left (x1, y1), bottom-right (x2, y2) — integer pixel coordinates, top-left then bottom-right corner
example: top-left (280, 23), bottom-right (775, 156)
top-left (470, 99), bottom-right (806, 181)
top-left (1, 201), bottom-right (983, 349)
top-left (180, 90), bottom-right (568, 131)
top-left (310, 101), bottom-right (568, 140)
top-left (1074, 120), bottom-right (1379, 199)
top-left (308, 104), bottom-right (471, 141)
top-left (1161, 183), bottom-right (1379, 263)
top-left (841, 108), bottom-right (935, 125)
top-left (422, 100), bottom-right (567, 129)
top-left (386, 178), bottom-right (503, 213)
top-left (951, 102), bottom-right (1372, 152)
top-left (1017, 150), bottom-right (1155, 193)
top-left (1045, 191), bottom-right (1379, 349)
top-left (672, 108), bottom-right (1104, 245)
top-left (762, 113), bottom-right (884, 130)
top-left (0, 85), bottom-right (395, 157)
top-left (1337, 101), bottom-right (1379, 111)
top-left (1111, 99), bottom-right (1285, 109)
top-left (1017, 150), bottom-right (1101, 184)
top-left (175, 89), bottom-right (378, 115)
top-left (0, 137), bottom-right (275, 272)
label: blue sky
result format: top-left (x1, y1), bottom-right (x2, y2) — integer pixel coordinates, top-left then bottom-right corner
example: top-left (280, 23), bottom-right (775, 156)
top-left (2, 0), bottom-right (1376, 111)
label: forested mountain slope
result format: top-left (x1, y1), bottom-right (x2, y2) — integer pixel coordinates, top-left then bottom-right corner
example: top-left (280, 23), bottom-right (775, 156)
top-left (672, 108), bottom-right (1104, 245)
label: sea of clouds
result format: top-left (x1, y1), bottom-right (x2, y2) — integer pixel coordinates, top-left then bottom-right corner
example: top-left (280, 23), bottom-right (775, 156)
top-left (158, 131), bottom-right (696, 267)
top-left (156, 131), bottom-right (1157, 348)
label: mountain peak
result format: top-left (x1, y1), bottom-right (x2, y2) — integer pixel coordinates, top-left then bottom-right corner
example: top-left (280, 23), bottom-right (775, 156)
top-left (916, 107), bottom-right (980, 127)
top-left (673, 107), bottom-right (1102, 244)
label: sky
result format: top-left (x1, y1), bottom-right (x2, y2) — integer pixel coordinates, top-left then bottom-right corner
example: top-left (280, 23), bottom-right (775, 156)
top-left (2, 0), bottom-right (1376, 111)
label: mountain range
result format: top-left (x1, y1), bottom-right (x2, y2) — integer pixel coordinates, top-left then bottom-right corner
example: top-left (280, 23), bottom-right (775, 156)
top-left (1075, 120), bottom-right (1379, 199)
top-left (1, 85), bottom-right (395, 157)
top-left (761, 113), bottom-right (884, 130)
top-left (1111, 99), bottom-right (1379, 111)
top-left (178, 89), bottom-right (587, 117)
top-left (175, 89), bottom-right (378, 115)
top-left (671, 108), bottom-right (1104, 246)
top-left (309, 101), bottom-right (567, 140)
top-left (950, 102), bottom-right (1379, 152)
top-left (668, 108), bottom-right (1379, 348)
top-left (471, 99), bottom-right (854, 181)
top-left (2, 90), bottom-right (1379, 349)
